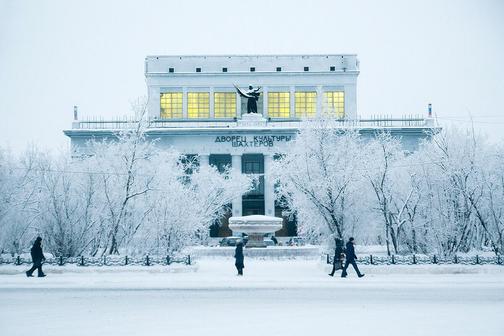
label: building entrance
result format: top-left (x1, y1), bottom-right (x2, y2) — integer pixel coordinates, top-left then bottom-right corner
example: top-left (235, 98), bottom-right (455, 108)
top-left (241, 154), bottom-right (265, 216)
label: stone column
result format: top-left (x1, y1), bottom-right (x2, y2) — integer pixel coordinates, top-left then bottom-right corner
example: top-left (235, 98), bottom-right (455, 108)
top-left (316, 85), bottom-right (323, 118)
top-left (148, 86), bottom-right (161, 119)
top-left (209, 87), bottom-right (215, 119)
top-left (236, 91), bottom-right (242, 119)
top-left (199, 154), bottom-right (210, 167)
top-left (262, 87), bottom-right (268, 118)
top-left (182, 87), bottom-right (188, 119)
top-left (231, 154), bottom-right (242, 217)
top-left (289, 86), bottom-right (295, 119)
top-left (263, 154), bottom-right (275, 216)
top-left (345, 84), bottom-right (357, 120)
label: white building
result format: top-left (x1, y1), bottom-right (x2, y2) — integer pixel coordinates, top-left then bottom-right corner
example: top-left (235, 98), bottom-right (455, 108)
top-left (64, 54), bottom-right (437, 237)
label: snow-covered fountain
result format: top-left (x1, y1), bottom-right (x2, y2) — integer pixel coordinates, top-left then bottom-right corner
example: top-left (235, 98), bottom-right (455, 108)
top-left (228, 215), bottom-right (283, 248)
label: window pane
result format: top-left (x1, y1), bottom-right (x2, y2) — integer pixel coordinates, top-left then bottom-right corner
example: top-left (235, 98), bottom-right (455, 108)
top-left (323, 91), bottom-right (345, 118)
top-left (160, 92), bottom-right (183, 119)
top-left (295, 91), bottom-right (316, 118)
top-left (214, 92), bottom-right (236, 118)
top-left (188, 92), bottom-right (210, 118)
top-left (268, 92), bottom-right (290, 118)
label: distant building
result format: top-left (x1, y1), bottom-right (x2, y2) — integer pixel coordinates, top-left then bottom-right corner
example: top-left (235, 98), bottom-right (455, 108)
top-left (64, 54), bottom-right (438, 237)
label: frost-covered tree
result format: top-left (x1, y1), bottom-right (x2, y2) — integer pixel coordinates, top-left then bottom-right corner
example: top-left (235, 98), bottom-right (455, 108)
top-left (415, 128), bottom-right (504, 256)
top-left (472, 145), bottom-right (504, 255)
top-left (0, 146), bottom-right (47, 255)
top-left (85, 132), bottom-right (156, 255)
top-left (414, 128), bottom-right (482, 256)
top-left (137, 158), bottom-right (253, 255)
top-left (28, 153), bottom-right (102, 257)
top-left (272, 118), bottom-right (366, 243)
top-left (365, 132), bottom-right (418, 255)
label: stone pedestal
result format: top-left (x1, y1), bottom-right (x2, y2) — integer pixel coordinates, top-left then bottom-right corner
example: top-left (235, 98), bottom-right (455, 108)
top-left (237, 113), bottom-right (267, 127)
top-left (245, 233), bottom-right (268, 248)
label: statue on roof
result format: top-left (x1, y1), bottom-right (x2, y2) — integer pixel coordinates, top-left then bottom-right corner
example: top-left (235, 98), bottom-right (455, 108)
top-left (234, 84), bottom-right (261, 114)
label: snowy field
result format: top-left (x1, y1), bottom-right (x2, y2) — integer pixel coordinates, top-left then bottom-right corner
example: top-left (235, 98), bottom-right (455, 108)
top-left (1, 259), bottom-right (503, 336)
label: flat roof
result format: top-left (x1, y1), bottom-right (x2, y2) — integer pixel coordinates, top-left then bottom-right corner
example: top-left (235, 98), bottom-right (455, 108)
top-left (145, 54), bottom-right (359, 74)
top-left (146, 54), bottom-right (357, 58)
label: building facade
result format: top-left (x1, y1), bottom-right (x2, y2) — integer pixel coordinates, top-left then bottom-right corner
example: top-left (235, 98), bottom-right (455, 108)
top-left (64, 54), bottom-right (437, 237)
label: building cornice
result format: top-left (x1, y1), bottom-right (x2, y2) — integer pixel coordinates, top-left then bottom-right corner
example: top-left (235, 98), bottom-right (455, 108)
top-left (63, 126), bottom-right (441, 138)
top-left (146, 54), bottom-right (358, 59)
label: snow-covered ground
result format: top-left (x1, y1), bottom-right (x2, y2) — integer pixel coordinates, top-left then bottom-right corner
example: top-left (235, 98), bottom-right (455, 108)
top-left (1, 259), bottom-right (503, 336)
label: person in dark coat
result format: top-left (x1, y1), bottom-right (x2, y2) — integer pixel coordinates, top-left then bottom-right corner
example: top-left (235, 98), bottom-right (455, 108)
top-left (271, 236), bottom-right (278, 246)
top-left (26, 236), bottom-right (46, 277)
top-left (328, 238), bottom-right (345, 276)
top-left (234, 241), bottom-right (244, 276)
top-left (341, 237), bottom-right (365, 278)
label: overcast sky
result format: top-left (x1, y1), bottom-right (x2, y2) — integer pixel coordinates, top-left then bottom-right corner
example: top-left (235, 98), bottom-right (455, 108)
top-left (1, 0), bottom-right (503, 153)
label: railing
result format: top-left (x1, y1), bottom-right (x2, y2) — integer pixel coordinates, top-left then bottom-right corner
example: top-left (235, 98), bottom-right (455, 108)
top-left (325, 254), bottom-right (503, 265)
top-left (1, 255), bottom-right (192, 266)
top-left (269, 117), bottom-right (428, 128)
top-left (73, 115), bottom-right (431, 130)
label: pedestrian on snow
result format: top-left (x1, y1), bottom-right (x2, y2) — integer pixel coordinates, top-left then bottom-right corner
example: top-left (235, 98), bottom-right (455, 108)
top-left (26, 236), bottom-right (46, 278)
top-left (328, 238), bottom-right (345, 276)
top-left (271, 235), bottom-right (278, 246)
top-left (234, 241), bottom-right (244, 276)
top-left (341, 237), bottom-right (365, 278)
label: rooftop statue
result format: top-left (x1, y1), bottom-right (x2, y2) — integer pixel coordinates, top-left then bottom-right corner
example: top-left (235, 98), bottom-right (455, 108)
top-left (234, 84), bottom-right (261, 114)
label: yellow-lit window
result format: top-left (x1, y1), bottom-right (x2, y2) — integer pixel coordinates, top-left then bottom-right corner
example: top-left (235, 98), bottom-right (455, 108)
top-left (160, 92), bottom-right (183, 119)
top-left (187, 92), bottom-right (210, 118)
top-left (214, 92), bottom-right (236, 118)
top-left (323, 91), bottom-right (345, 118)
top-left (295, 92), bottom-right (317, 118)
top-left (268, 92), bottom-right (290, 118)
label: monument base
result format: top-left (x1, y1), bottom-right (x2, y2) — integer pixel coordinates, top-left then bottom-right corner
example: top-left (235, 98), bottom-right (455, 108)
top-left (237, 113), bottom-right (267, 127)
top-left (245, 233), bottom-right (267, 248)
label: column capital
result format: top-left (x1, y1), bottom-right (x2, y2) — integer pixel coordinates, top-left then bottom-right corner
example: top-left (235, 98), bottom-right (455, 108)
top-left (209, 87), bottom-right (215, 119)
top-left (316, 85), bottom-right (323, 118)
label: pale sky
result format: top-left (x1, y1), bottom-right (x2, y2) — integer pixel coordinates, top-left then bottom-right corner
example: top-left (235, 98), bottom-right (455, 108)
top-left (1, 0), bottom-right (503, 152)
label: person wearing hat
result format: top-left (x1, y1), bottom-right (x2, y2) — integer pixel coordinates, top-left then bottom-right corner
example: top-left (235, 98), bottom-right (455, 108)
top-left (26, 236), bottom-right (46, 277)
top-left (341, 237), bottom-right (365, 278)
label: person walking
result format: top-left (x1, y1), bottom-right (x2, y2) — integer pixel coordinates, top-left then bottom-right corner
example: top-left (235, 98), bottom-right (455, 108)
top-left (26, 236), bottom-right (46, 278)
top-left (328, 238), bottom-right (345, 276)
top-left (234, 241), bottom-right (244, 276)
top-left (341, 237), bottom-right (365, 278)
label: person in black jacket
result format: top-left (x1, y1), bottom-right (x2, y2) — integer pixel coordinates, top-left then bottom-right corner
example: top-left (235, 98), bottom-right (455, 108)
top-left (341, 237), bottom-right (365, 278)
top-left (234, 241), bottom-right (244, 276)
top-left (328, 238), bottom-right (345, 276)
top-left (26, 236), bottom-right (46, 277)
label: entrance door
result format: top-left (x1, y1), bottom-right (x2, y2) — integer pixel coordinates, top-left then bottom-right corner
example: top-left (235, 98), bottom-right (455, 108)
top-left (241, 154), bottom-right (265, 215)
top-left (242, 199), bottom-right (265, 216)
